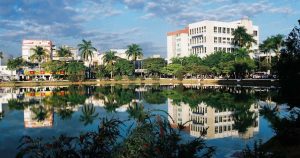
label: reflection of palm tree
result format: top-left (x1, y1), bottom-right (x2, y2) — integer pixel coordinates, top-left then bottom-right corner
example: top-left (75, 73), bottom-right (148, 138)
top-left (79, 104), bottom-right (99, 126)
top-left (31, 106), bottom-right (50, 122)
top-left (233, 108), bottom-right (256, 133)
top-left (57, 108), bottom-right (74, 120)
top-left (127, 102), bottom-right (147, 123)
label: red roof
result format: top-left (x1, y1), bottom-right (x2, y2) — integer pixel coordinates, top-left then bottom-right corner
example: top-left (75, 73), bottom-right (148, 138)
top-left (167, 27), bottom-right (189, 36)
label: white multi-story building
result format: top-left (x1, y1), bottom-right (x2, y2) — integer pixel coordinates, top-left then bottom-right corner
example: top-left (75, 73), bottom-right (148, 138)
top-left (167, 27), bottom-right (189, 62)
top-left (22, 40), bottom-right (53, 62)
top-left (167, 18), bottom-right (259, 61)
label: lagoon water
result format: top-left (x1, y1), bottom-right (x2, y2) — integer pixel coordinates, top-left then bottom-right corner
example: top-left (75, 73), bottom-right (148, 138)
top-left (0, 85), bottom-right (278, 157)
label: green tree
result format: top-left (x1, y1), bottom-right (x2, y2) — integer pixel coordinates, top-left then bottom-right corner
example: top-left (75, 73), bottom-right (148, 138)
top-left (103, 50), bottom-right (118, 78)
top-left (114, 58), bottom-right (134, 76)
top-left (66, 61), bottom-right (86, 81)
top-left (78, 39), bottom-right (97, 62)
top-left (7, 57), bottom-right (24, 71)
top-left (30, 46), bottom-right (49, 70)
top-left (232, 26), bottom-right (256, 49)
top-left (125, 44), bottom-right (143, 61)
top-left (161, 64), bottom-right (183, 78)
top-left (57, 46), bottom-right (72, 58)
top-left (143, 57), bottom-right (166, 77)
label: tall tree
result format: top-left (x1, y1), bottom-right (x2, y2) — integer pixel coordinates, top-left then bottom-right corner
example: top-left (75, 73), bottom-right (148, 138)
top-left (125, 44), bottom-right (143, 61)
top-left (232, 26), bottom-right (256, 49)
top-left (78, 39), bottom-right (97, 62)
top-left (57, 46), bottom-right (72, 58)
top-left (30, 46), bottom-right (49, 71)
top-left (260, 34), bottom-right (285, 62)
top-left (103, 50), bottom-right (118, 78)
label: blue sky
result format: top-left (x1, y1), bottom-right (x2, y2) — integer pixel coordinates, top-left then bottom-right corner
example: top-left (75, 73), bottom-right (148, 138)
top-left (0, 0), bottom-right (299, 58)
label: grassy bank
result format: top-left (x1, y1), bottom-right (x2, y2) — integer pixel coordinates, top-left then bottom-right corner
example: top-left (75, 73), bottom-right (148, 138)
top-left (0, 78), bottom-right (279, 87)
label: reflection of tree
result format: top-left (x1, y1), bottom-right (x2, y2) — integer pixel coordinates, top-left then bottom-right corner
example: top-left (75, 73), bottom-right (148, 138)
top-left (31, 105), bottom-right (50, 122)
top-left (96, 86), bottom-right (136, 112)
top-left (79, 104), bottom-right (99, 126)
top-left (0, 112), bottom-right (4, 120)
top-left (143, 88), bottom-right (167, 104)
top-left (232, 105), bottom-right (256, 133)
top-left (127, 102), bottom-right (147, 122)
top-left (57, 108), bottom-right (74, 120)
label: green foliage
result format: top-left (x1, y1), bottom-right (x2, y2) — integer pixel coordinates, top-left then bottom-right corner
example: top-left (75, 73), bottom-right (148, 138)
top-left (143, 57), bottom-right (166, 76)
top-left (114, 75), bottom-right (122, 81)
top-left (29, 46), bottom-right (49, 63)
top-left (57, 46), bottom-right (72, 58)
top-left (66, 62), bottom-right (86, 82)
top-left (95, 65), bottom-right (108, 80)
top-left (260, 34), bottom-right (285, 58)
top-left (17, 114), bottom-right (215, 158)
top-left (161, 64), bottom-right (183, 77)
top-left (78, 39), bottom-right (97, 61)
top-left (114, 58), bottom-right (134, 76)
top-left (79, 104), bottom-right (99, 126)
top-left (126, 44), bottom-right (143, 61)
top-left (232, 26), bottom-right (257, 49)
top-left (7, 57), bottom-right (24, 70)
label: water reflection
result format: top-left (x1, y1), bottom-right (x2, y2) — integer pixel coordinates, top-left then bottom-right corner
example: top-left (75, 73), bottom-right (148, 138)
top-left (0, 85), bottom-right (277, 133)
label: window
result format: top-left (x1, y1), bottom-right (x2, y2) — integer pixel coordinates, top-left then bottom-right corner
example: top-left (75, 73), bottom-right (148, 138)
top-left (227, 48), bottom-right (231, 52)
top-left (215, 127), bottom-right (218, 133)
top-left (218, 37), bottom-right (221, 43)
top-left (204, 47), bottom-right (206, 53)
top-left (223, 27), bottom-right (226, 33)
top-left (227, 28), bottom-right (230, 34)
top-left (231, 28), bottom-right (234, 34)
top-left (214, 47), bottom-right (217, 51)
top-left (253, 30), bottom-right (258, 36)
top-left (223, 38), bottom-right (226, 44)
top-left (214, 27), bottom-right (217, 33)
top-left (227, 38), bottom-right (230, 44)
top-left (214, 37), bottom-right (217, 43)
top-left (218, 27), bottom-right (222, 33)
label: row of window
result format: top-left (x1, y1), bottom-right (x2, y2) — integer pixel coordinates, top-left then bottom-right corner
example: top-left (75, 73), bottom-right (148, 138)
top-left (189, 26), bottom-right (207, 35)
top-left (215, 115), bottom-right (233, 123)
top-left (214, 27), bottom-right (235, 34)
top-left (190, 36), bottom-right (206, 44)
top-left (191, 115), bottom-right (207, 124)
top-left (215, 125), bottom-right (232, 134)
top-left (192, 47), bottom-right (207, 54)
top-left (191, 125), bottom-right (206, 132)
top-left (214, 47), bottom-right (235, 53)
top-left (214, 37), bottom-right (234, 44)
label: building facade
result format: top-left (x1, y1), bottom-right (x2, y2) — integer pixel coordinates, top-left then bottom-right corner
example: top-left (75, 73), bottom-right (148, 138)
top-left (22, 40), bottom-right (53, 62)
top-left (167, 27), bottom-right (189, 62)
top-left (167, 18), bottom-right (259, 61)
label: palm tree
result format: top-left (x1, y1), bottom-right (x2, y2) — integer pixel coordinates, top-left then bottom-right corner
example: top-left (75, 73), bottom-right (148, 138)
top-left (126, 44), bottom-right (143, 61)
top-left (79, 104), bottom-right (99, 126)
top-left (57, 46), bottom-right (72, 58)
top-left (269, 34), bottom-right (285, 59)
top-left (77, 39), bottom-right (97, 63)
top-left (0, 51), bottom-right (3, 66)
top-left (103, 50), bottom-right (118, 78)
top-left (30, 46), bottom-right (49, 71)
top-left (127, 102), bottom-right (147, 123)
top-left (232, 26), bottom-right (256, 49)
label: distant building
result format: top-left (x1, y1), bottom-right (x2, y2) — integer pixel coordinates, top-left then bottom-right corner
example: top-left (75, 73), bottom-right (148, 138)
top-left (22, 40), bottom-right (53, 62)
top-left (167, 18), bottom-right (259, 61)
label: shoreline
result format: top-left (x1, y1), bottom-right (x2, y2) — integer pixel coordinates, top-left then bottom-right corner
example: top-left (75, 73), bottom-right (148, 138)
top-left (0, 78), bottom-right (279, 87)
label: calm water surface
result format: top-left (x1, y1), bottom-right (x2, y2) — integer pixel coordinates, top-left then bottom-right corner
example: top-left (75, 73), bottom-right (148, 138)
top-left (0, 85), bottom-right (281, 157)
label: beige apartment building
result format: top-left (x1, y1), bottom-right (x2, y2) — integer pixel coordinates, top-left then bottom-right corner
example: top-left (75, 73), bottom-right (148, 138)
top-left (167, 18), bottom-right (259, 61)
top-left (167, 27), bottom-right (189, 62)
top-left (22, 40), bottom-right (53, 62)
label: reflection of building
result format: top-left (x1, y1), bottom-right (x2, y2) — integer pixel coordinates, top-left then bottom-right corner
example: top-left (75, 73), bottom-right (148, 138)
top-left (24, 106), bottom-right (54, 128)
top-left (168, 99), bottom-right (259, 139)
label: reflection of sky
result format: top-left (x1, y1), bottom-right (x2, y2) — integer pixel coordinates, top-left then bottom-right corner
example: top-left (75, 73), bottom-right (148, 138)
top-left (0, 86), bottom-right (278, 158)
